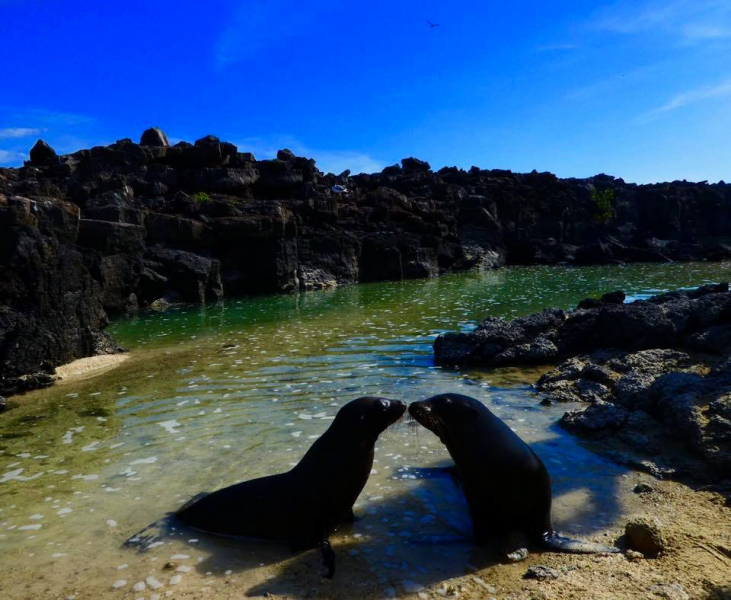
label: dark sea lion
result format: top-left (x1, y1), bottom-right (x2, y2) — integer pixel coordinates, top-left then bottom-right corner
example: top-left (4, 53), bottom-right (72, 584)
top-left (409, 393), bottom-right (619, 560)
top-left (176, 396), bottom-right (406, 577)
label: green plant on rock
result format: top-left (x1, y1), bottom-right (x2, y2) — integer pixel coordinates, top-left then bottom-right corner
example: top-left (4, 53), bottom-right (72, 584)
top-left (193, 192), bottom-right (210, 203)
top-left (590, 186), bottom-right (615, 224)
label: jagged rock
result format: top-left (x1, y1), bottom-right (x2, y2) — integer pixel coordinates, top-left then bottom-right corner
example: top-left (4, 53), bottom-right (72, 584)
top-left (78, 220), bottom-right (146, 254)
top-left (140, 247), bottom-right (223, 304)
top-left (624, 517), bottom-right (665, 557)
top-left (401, 157), bottom-right (431, 171)
top-left (561, 400), bottom-right (629, 431)
top-left (140, 127), bottom-right (170, 147)
top-left (29, 139), bottom-right (57, 165)
top-left (3, 130), bottom-right (731, 398)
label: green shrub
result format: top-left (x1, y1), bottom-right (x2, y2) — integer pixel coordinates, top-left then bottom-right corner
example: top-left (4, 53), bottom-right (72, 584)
top-left (590, 187), bottom-right (614, 224)
top-left (193, 192), bottom-right (210, 203)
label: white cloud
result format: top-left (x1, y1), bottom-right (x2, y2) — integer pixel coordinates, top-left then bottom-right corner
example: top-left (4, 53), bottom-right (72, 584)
top-left (0, 149), bottom-right (26, 165)
top-left (0, 127), bottom-right (42, 139)
top-left (310, 150), bottom-right (385, 175)
top-left (231, 135), bottom-right (385, 174)
top-left (595, 0), bottom-right (731, 43)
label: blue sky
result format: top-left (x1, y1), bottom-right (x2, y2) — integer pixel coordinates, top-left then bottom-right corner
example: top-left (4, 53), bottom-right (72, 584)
top-left (1, 0), bottom-right (730, 183)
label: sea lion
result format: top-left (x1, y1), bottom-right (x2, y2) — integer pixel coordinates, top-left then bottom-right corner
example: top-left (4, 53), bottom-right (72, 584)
top-left (409, 393), bottom-right (618, 560)
top-left (177, 396), bottom-right (406, 577)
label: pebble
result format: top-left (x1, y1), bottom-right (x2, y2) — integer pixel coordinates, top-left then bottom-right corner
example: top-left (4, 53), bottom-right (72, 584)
top-left (106, 519), bottom-right (117, 527)
top-left (146, 576), bottom-right (164, 590)
top-left (626, 549), bottom-right (644, 561)
top-left (133, 581), bottom-right (146, 592)
top-left (112, 580), bottom-right (127, 589)
top-left (633, 482), bottom-right (654, 494)
top-left (473, 577), bottom-right (497, 593)
top-left (524, 565), bottom-right (560, 580)
top-left (170, 575), bottom-right (182, 585)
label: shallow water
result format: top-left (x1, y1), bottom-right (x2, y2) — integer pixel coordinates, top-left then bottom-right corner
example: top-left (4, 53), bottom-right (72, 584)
top-left (1, 262), bottom-right (728, 597)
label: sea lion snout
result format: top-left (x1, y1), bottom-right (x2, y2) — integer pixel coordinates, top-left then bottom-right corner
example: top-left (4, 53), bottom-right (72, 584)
top-left (407, 400), bottom-right (432, 426)
top-left (383, 398), bottom-right (407, 424)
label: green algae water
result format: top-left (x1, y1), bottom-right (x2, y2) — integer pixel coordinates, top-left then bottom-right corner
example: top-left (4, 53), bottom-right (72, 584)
top-left (1, 262), bottom-right (729, 598)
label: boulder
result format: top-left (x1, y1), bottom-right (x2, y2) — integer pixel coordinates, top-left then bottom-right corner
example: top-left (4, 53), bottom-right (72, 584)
top-left (141, 247), bottom-right (223, 304)
top-left (29, 139), bottom-right (57, 165)
top-left (401, 157), bottom-right (431, 171)
top-left (140, 127), bottom-right (170, 147)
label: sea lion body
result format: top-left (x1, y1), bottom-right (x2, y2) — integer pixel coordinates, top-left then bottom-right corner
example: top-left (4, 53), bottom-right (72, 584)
top-left (177, 396), bottom-right (406, 575)
top-left (409, 393), bottom-right (617, 558)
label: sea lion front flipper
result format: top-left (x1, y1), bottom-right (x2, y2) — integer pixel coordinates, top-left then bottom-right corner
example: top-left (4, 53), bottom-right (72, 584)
top-left (540, 530), bottom-right (620, 554)
top-left (319, 539), bottom-right (336, 578)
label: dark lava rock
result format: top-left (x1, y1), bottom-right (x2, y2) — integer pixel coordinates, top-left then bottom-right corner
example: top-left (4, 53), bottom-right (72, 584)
top-left (561, 400), bottom-right (629, 431)
top-left (441, 285), bottom-right (731, 482)
top-left (140, 127), bottom-right (170, 147)
top-left (624, 516), bottom-right (665, 557)
top-left (401, 157), bottom-right (431, 171)
top-left (29, 139), bottom-right (57, 164)
top-left (3, 129), bottom-right (731, 397)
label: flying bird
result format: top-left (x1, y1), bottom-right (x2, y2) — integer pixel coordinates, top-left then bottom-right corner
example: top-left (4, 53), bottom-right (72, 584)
top-left (427, 20), bottom-right (441, 28)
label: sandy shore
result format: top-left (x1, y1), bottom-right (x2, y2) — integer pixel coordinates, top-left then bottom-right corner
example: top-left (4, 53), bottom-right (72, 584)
top-left (55, 353), bottom-right (130, 382)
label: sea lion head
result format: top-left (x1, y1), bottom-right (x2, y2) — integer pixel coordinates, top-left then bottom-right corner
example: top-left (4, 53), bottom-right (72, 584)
top-left (333, 396), bottom-right (407, 437)
top-left (409, 393), bottom-right (482, 446)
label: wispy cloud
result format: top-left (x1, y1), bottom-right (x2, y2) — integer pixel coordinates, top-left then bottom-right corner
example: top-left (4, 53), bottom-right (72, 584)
top-left (0, 127), bottom-right (43, 139)
top-left (0, 149), bottom-right (26, 165)
top-left (595, 0), bottom-right (731, 44)
top-left (215, 1), bottom-right (317, 68)
top-left (536, 43), bottom-right (580, 52)
top-left (639, 77), bottom-right (731, 120)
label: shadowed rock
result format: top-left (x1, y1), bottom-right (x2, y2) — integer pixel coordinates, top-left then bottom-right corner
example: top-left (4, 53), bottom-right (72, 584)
top-left (29, 139), bottom-right (57, 165)
top-left (139, 127), bottom-right (170, 147)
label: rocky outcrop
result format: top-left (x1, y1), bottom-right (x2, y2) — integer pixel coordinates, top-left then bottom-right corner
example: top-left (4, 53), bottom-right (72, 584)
top-left (434, 285), bottom-right (731, 482)
top-left (434, 284), bottom-right (730, 366)
top-left (0, 196), bottom-right (123, 396)
top-left (2, 129), bottom-right (731, 396)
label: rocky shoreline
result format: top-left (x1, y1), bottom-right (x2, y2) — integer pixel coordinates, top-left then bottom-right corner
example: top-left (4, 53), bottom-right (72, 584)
top-left (434, 284), bottom-right (731, 486)
top-left (2, 127), bottom-right (731, 396)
